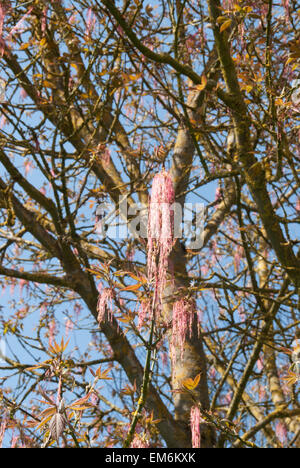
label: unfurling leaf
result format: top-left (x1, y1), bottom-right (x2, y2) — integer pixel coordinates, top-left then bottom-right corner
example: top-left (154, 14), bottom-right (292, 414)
top-left (49, 412), bottom-right (67, 441)
top-left (196, 75), bottom-right (207, 91)
top-left (120, 283), bottom-right (142, 291)
top-left (181, 373), bottom-right (201, 391)
top-left (220, 19), bottom-right (232, 33)
top-left (95, 366), bottom-right (112, 380)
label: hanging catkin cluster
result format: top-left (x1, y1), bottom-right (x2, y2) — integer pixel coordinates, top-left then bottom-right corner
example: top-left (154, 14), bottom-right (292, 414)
top-left (147, 169), bottom-right (175, 303)
top-left (171, 297), bottom-right (195, 362)
top-left (97, 287), bottom-right (114, 324)
top-left (190, 405), bottom-right (202, 448)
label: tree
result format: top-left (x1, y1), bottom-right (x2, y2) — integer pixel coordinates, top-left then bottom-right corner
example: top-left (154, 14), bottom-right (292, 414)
top-left (0, 0), bottom-right (299, 448)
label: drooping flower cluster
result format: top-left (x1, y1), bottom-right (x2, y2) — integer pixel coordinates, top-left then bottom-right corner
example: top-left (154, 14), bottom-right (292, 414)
top-left (137, 299), bottom-right (151, 330)
top-left (233, 245), bottom-right (244, 273)
top-left (190, 405), bottom-right (202, 448)
top-left (130, 434), bottom-right (151, 448)
top-left (171, 298), bottom-right (195, 363)
top-left (147, 170), bottom-right (175, 302)
top-left (85, 7), bottom-right (96, 37)
top-left (275, 421), bottom-right (288, 445)
top-left (0, 420), bottom-right (6, 448)
top-left (97, 287), bottom-right (114, 324)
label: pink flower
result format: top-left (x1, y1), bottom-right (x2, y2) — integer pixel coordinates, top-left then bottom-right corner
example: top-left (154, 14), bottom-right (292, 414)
top-left (74, 302), bottom-right (82, 319)
top-left (201, 264), bottom-right (209, 276)
top-left (0, 4), bottom-right (6, 38)
top-left (222, 391), bottom-right (232, 405)
top-left (215, 186), bottom-right (222, 202)
top-left (116, 25), bottom-right (124, 37)
top-left (0, 114), bottom-right (6, 128)
top-left (147, 170), bottom-right (175, 305)
top-left (0, 2), bottom-right (9, 56)
top-left (41, 6), bottom-right (48, 33)
top-left (97, 288), bottom-right (114, 323)
top-left (282, 0), bottom-right (290, 20)
top-left (161, 351), bottom-right (168, 369)
top-left (171, 298), bottom-right (195, 362)
top-left (238, 306), bottom-right (246, 322)
top-left (258, 384), bottom-right (266, 402)
top-left (48, 319), bottom-right (56, 346)
top-left (86, 8), bottom-right (96, 37)
top-left (275, 421), bottom-right (287, 444)
top-left (0, 420), bottom-right (7, 448)
top-left (237, 23), bottom-right (246, 50)
top-left (224, 0), bottom-right (235, 10)
top-left (102, 146), bottom-right (111, 166)
top-left (10, 434), bottom-right (18, 448)
top-left (257, 355), bottom-right (264, 372)
top-left (9, 278), bottom-right (16, 295)
top-left (296, 198), bottom-right (300, 212)
top-left (190, 406), bottom-right (202, 448)
top-left (39, 301), bottom-right (48, 316)
top-left (137, 299), bottom-right (150, 329)
top-left (69, 13), bottom-right (77, 25)
top-left (130, 434), bottom-right (150, 448)
top-left (126, 246), bottom-right (135, 262)
top-left (6, 7), bottom-right (33, 42)
top-left (234, 245), bottom-right (244, 273)
top-left (19, 278), bottom-right (28, 297)
top-left (209, 240), bottom-right (217, 265)
top-left (24, 159), bottom-right (34, 175)
top-left (65, 319), bottom-right (73, 338)
top-left (95, 144), bottom-right (111, 166)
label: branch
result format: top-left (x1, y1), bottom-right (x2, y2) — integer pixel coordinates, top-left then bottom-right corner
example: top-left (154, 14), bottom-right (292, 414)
top-left (0, 264), bottom-right (69, 288)
top-left (101, 0), bottom-right (204, 85)
top-left (207, 0), bottom-right (300, 288)
top-left (233, 406), bottom-right (300, 448)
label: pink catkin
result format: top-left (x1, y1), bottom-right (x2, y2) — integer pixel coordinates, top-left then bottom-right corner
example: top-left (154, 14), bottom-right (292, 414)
top-left (0, 3), bottom-right (8, 56)
top-left (215, 186), bottom-right (222, 202)
top-left (257, 355), bottom-right (264, 372)
top-left (20, 88), bottom-right (27, 101)
top-left (19, 278), bottom-right (28, 297)
top-left (65, 318), bottom-right (73, 338)
top-left (24, 159), bottom-right (33, 176)
top-left (9, 278), bottom-right (16, 295)
top-left (48, 319), bottom-right (56, 346)
top-left (171, 298), bottom-right (195, 362)
top-left (275, 421), bottom-right (288, 444)
top-left (147, 170), bottom-right (175, 303)
top-left (130, 434), bottom-right (150, 448)
top-left (7, 7), bottom-right (33, 41)
top-left (86, 8), bottom-right (96, 37)
top-left (97, 288), bottom-right (114, 324)
top-left (41, 6), bottom-right (48, 33)
top-left (137, 299), bottom-right (150, 329)
top-left (0, 420), bottom-right (7, 448)
top-left (282, 0), bottom-right (290, 20)
top-left (10, 434), bottom-right (18, 448)
top-left (0, 115), bottom-right (6, 128)
top-left (190, 406), bottom-right (201, 448)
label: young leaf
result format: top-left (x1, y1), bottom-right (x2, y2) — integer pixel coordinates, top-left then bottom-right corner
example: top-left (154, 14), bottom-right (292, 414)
top-left (220, 19), bottom-right (232, 33)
